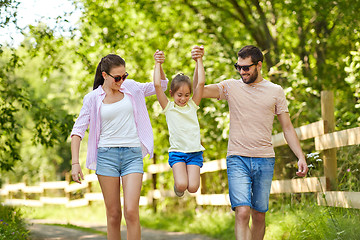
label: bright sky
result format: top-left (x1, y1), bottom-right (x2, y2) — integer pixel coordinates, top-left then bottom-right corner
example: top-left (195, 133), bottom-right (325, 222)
top-left (1, 0), bottom-right (81, 46)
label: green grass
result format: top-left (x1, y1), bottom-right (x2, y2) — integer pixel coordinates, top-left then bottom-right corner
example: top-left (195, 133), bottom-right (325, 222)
top-left (140, 199), bottom-right (360, 240)
top-left (267, 206), bottom-right (360, 239)
top-left (0, 204), bottom-right (30, 240)
top-left (17, 196), bottom-right (360, 240)
top-left (140, 207), bottom-right (234, 240)
top-left (22, 202), bottom-right (107, 224)
top-left (265, 195), bottom-right (360, 240)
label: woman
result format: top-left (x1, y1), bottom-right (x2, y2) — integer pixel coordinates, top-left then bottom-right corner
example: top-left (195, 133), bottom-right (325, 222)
top-left (70, 53), bottom-right (167, 240)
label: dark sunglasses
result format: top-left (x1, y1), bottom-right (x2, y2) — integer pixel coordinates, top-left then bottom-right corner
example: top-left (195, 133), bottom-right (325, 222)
top-left (106, 72), bottom-right (129, 82)
top-left (234, 63), bottom-right (257, 72)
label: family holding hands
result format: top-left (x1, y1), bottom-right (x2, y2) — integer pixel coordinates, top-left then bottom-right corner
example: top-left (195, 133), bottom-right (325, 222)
top-left (71, 45), bottom-right (308, 240)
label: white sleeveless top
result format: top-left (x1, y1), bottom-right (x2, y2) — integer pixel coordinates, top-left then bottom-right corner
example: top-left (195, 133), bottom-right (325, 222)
top-left (98, 94), bottom-right (140, 147)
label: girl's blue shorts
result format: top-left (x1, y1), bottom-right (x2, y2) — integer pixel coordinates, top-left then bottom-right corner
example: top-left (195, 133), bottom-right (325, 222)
top-left (168, 151), bottom-right (204, 168)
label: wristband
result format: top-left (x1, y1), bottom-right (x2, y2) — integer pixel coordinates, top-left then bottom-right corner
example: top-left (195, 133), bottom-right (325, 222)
top-left (72, 163), bottom-right (79, 165)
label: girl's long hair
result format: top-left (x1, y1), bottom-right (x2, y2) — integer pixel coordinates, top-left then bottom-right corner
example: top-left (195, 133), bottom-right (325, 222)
top-left (93, 54), bottom-right (126, 90)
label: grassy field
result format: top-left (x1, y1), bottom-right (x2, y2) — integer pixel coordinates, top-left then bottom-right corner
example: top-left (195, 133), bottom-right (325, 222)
top-left (18, 194), bottom-right (360, 240)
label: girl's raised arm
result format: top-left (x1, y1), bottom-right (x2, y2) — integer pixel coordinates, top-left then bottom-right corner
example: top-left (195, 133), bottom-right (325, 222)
top-left (192, 46), bottom-right (205, 106)
top-left (153, 50), bottom-right (169, 109)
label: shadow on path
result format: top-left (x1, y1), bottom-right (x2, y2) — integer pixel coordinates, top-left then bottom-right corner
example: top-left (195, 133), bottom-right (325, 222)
top-left (28, 219), bottom-right (218, 240)
top-left (29, 223), bottom-right (108, 240)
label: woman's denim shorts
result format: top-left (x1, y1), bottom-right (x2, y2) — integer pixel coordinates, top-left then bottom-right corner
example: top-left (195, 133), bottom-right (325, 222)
top-left (227, 155), bottom-right (275, 212)
top-left (96, 147), bottom-right (143, 177)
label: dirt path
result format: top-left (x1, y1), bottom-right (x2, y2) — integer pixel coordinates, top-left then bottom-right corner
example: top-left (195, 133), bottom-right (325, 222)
top-left (28, 219), bottom-right (218, 240)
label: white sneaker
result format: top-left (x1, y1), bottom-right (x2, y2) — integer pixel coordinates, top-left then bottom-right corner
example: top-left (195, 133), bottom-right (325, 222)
top-left (174, 185), bottom-right (184, 197)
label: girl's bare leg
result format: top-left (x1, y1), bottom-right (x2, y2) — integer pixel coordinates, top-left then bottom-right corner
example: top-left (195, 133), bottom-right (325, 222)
top-left (172, 162), bottom-right (188, 193)
top-left (186, 165), bottom-right (201, 193)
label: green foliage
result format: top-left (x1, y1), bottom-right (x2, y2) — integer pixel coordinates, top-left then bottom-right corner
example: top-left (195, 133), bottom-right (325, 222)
top-left (303, 147), bottom-right (360, 192)
top-left (1, 0), bottom-right (359, 191)
top-left (0, 0), bottom-right (18, 29)
top-left (0, 205), bottom-right (29, 240)
top-left (71, 0), bottom-right (359, 172)
top-left (0, 2), bottom-right (76, 174)
top-left (0, 47), bottom-right (75, 174)
top-left (0, 47), bottom-right (29, 171)
top-left (0, 77), bottom-right (29, 170)
top-left (343, 44), bottom-right (360, 125)
top-left (73, 0), bottom-right (237, 165)
top-left (30, 99), bottom-right (75, 147)
top-left (337, 146), bottom-right (360, 192)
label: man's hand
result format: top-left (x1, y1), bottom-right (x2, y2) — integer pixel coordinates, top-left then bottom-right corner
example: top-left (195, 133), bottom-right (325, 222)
top-left (191, 45), bottom-right (204, 61)
top-left (296, 159), bottom-right (308, 177)
top-left (154, 49), bottom-right (165, 64)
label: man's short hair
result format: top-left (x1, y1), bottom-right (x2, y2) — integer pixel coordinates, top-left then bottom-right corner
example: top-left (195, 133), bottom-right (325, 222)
top-left (238, 45), bottom-right (263, 64)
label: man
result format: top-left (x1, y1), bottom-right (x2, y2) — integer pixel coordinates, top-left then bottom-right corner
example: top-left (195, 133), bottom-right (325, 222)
top-left (191, 45), bottom-right (308, 240)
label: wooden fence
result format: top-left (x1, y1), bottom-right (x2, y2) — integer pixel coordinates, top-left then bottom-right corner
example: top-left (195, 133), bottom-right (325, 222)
top-left (1, 91), bottom-right (359, 209)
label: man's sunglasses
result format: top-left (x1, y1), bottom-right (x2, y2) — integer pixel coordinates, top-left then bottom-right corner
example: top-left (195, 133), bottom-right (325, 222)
top-left (234, 63), bottom-right (257, 72)
top-left (106, 72), bottom-right (129, 82)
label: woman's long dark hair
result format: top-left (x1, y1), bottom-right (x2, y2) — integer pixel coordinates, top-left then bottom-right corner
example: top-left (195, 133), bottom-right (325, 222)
top-left (93, 54), bottom-right (126, 90)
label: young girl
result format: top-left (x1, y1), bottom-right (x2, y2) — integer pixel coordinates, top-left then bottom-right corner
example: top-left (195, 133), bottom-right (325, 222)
top-left (153, 46), bottom-right (205, 197)
top-left (70, 53), bottom-right (168, 240)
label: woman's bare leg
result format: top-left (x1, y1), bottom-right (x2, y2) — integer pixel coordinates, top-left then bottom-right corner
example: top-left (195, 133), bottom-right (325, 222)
top-left (122, 173), bottom-right (143, 240)
top-left (97, 175), bottom-right (121, 240)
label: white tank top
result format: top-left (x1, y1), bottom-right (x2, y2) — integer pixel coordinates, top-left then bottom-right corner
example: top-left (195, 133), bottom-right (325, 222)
top-left (98, 94), bottom-right (140, 147)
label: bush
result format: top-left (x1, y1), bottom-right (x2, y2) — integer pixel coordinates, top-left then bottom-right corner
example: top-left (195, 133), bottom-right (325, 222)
top-left (0, 204), bottom-right (29, 240)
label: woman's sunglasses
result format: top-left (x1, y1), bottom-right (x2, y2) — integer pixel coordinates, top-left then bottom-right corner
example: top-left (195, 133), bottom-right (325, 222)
top-left (106, 72), bottom-right (129, 82)
top-left (234, 63), bottom-right (257, 72)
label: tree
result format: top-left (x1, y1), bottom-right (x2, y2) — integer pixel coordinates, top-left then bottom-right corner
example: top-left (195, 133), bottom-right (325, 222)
top-left (0, 1), bottom-right (75, 173)
top-left (1, 0), bottom-right (358, 183)
top-left (1, 0), bottom-right (25, 170)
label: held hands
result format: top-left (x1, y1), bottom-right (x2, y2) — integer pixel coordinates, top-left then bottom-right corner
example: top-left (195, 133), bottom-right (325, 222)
top-left (296, 159), bottom-right (308, 177)
top-left (71, 163), bottom-right (84, 184)
top-left (191, 45), bottom-right (204, 61)
top-left (154, 49), bottom-right (165, 64)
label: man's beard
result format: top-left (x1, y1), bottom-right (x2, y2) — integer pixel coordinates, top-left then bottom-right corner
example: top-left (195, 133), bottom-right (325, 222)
top-left (241, 68), bottom-right (258, 84)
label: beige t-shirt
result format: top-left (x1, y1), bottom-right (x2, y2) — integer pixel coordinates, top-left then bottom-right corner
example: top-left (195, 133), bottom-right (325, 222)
top-left (164, 99), bottom-right (205, 153)
top-left (217, 79), bottom-right (288, 157)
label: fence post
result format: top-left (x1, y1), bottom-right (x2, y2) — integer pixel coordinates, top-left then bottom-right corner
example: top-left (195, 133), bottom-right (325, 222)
top-left (152, 154), bottom-right (157, 212)
top-left (65, 172), bottom-right (71, 200)
top-left (23, 176), bottom-right (28, 201)
top-left (87, 169), bottom-right (92, 206)
top-left (200, 173), bottom-right (207, 194)
top-left (321, 90), bottom-right (337, 190)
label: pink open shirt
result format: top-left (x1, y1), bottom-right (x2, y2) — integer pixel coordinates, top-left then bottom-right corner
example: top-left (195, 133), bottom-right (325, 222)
top-left (70, 79), bottom-right (168, 170)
